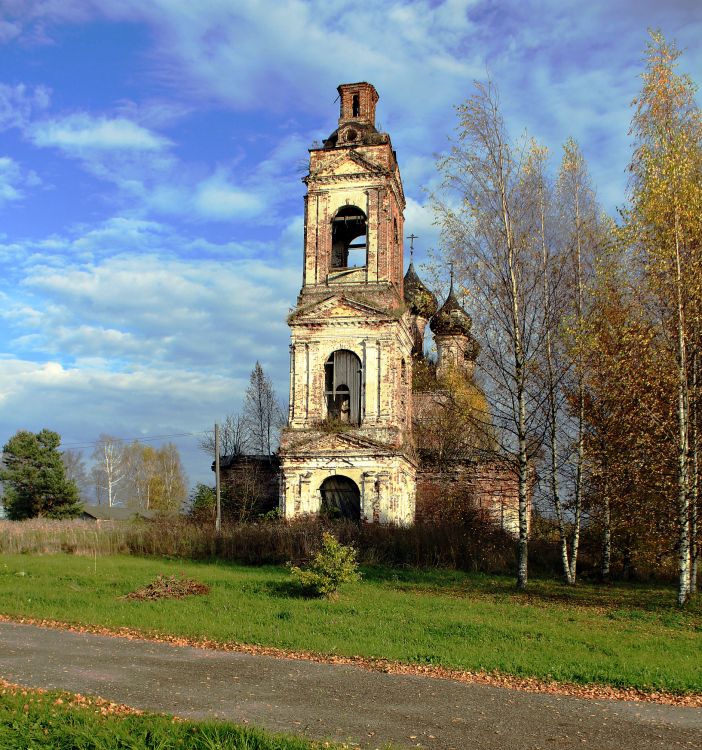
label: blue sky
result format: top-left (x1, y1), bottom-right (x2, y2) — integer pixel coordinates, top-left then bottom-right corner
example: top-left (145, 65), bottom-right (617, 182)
top-left (1, 0), bottom-right (701, 491)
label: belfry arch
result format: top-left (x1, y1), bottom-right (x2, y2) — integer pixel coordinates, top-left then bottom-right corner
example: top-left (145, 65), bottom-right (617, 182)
top-left (324, 349), bottom-right (362, 425)
top-left (331, 205), bottom-right (367, 269)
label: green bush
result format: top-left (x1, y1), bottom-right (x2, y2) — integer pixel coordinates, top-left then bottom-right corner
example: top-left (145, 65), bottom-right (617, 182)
top-left (290, 532), bottom-right (361, 597)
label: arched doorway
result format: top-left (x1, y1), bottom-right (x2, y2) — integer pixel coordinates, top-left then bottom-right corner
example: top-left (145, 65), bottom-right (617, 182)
top-left (319, 475), bottom-right (361, 521)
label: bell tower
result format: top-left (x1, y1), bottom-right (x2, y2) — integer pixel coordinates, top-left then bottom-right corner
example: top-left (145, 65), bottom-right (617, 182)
top-left (300, 82), bottom-right (405, 311)
top-left (279, 82), bottom-right (416, 525)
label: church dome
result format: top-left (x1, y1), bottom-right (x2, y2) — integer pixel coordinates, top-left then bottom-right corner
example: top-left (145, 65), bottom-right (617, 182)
top-left (403, 261), bottom-right (438, 319)
top-left (430, 281), bottom-right (474, 338)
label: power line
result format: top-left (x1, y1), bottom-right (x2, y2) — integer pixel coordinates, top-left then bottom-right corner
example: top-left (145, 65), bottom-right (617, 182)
top-left (59, 430), bottom-right (210, 451)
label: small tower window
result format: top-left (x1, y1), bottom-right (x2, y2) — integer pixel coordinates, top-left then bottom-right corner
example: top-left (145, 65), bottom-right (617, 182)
top-left (325, 350), bottom-right (362, 425)
top-left (331, 205), bottom-right (367, 269)
top-left (352, 93), bottom-right (360, 117)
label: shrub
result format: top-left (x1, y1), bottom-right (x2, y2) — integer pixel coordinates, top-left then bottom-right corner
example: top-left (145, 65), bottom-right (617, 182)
top-left (289, 532), bottom-right (361, 597)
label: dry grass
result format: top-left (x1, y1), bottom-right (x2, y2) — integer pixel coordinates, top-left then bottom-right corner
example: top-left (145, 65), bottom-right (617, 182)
top-left (0, 519), bottom-right (131, 556)
top-left (0, 515), bottom-right (518, 573)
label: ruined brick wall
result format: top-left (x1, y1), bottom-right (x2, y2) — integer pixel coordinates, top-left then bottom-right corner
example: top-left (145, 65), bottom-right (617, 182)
top-left (220, 456), bottom-right (280, 518)
top-left (416, 461), bottom-right (524, 537)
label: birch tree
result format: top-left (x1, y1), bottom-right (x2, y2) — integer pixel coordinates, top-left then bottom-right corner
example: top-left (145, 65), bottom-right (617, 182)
top-left (581, 249), bottom-right (673, 580)
top-left (556, 138), bottom-right (601, 583)
top-left (157, 442), bottom-right (188, 511)
top-left (123, 441), bottom-right (158, 510)
top-left (61, 449), bottom-right (90, 502)
top-left (628, 31), bottom-right (702, 604)
top-left (524, 142), bottom-right (575, 583)
top-left (123, 441), bottom-right (187, 512)
top-left (435, 81), bottom-right (547, 589)
top-left (91, 434), bottom-right (127, 508)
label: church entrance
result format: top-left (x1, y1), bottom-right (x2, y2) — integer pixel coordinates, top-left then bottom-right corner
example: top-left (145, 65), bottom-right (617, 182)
top-left (319, 476), bottom-right (361, 521)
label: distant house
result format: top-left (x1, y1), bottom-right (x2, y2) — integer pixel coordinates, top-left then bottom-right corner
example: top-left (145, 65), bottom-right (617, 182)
top-left (80, 505), bottom-right (158, 522)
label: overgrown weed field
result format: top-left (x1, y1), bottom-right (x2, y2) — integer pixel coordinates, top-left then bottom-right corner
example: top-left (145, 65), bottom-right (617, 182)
top-left (0, 680), bottom-right (332, 750)
top-left (0, 554), bottom-right (700, 695)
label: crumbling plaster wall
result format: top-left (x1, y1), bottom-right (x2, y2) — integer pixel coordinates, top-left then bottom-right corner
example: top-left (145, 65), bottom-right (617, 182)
top-left (280, 454), bottom-right (415, 524)
top-left (287, 314), bottom-right (413, 437)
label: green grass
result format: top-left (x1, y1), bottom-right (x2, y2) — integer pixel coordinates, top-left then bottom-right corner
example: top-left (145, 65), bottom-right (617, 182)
top-left (0, 683), bottom-right (336, 749)
top-left (0, 554), bottom-right (700, 695)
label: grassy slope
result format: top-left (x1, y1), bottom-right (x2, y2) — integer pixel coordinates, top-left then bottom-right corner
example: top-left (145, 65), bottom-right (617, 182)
top-left (0, 554), bottom-right (700, 694)
top-left (0, 683), bottom-right (333, 750)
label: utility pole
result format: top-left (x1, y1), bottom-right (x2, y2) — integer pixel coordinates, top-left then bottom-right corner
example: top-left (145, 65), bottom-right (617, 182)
top-left (214, 422), bottom-right (222, 533)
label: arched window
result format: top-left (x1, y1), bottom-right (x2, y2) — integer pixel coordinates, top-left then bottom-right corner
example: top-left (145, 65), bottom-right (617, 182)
top-left (352, 94), bottom-right (360, 117)
top-left (324, 349), bottom-right (362, 425)
top-left (331, 206), bottom-right (367, 269)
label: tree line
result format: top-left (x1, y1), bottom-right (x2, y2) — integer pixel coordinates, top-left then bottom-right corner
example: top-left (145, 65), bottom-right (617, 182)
top-left (0, 361), bottom-right (283, 522)
top-left (0, 430), bottom-right (188, 519)
top-left (434, 31), bottom-right (701, 604)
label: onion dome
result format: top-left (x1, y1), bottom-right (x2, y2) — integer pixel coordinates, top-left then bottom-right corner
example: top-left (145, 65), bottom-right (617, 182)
top-left (463, 333), bottom-right (480, 362)
top-left (403, 261), bottom-right (439, 319)
top-left (430, 278), bottom-right (474, 339)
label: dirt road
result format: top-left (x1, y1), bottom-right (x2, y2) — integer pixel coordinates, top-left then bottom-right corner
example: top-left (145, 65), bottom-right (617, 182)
top-left (0, 621), bottom-right (699, 749)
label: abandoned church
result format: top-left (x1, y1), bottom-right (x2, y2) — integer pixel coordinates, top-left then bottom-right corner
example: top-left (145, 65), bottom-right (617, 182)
top-left (222, 82), bottom-right (520, 534)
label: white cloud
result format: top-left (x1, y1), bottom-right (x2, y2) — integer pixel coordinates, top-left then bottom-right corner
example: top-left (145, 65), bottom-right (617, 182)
top-left (30, 113), bottom-right (170, 152)
top-left (0, 158), bottom-right (22, 203)
top-left (0, 355), bottom-right (240, 485)
top-left (0, 156), bottom-right (41, 206)
top-left (0, 213), bottom-right (301, 485)
top-left (193, 171), bottom-right (266, 220)
top-left (0, 82), bottom-right (51, 131)
top-left (404, 197), bottom-right (441, 263)
top-left (0, 18), bottom-right (21, 43)
top-left (1, 218), bottom-right (298, 382)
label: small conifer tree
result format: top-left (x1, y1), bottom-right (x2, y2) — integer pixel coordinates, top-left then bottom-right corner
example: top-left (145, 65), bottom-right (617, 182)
top-left (290, 532), bottom-right (361, 597)
top-left (1, 429), bottom-right (82, 519)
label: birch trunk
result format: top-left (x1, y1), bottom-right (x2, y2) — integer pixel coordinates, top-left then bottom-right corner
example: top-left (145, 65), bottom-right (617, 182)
top-left (674, 213), bottom-right (691, 606)
top-left (568, 183), bottom-right (584, 584)
top-left (601, 474), bottom-right (612, 581)
top-left (502, 160), bottom-right (529, 590)
top-left (690, 348), bottom-right (698, 595)
top-left (538, 179), bottom-right (572, 583)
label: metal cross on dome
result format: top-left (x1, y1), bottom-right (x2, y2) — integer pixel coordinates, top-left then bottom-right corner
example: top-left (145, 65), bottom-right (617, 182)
top-left (406, 233), bottom-right (418, 262)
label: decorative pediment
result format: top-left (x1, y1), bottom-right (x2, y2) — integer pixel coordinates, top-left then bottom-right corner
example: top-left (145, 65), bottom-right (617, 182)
top-left (285, 430), bottom-right (392, 456)
top-left (314, 150), bottom-right (385, 178)
top-left (289, 294), bottom-right (389, 324)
